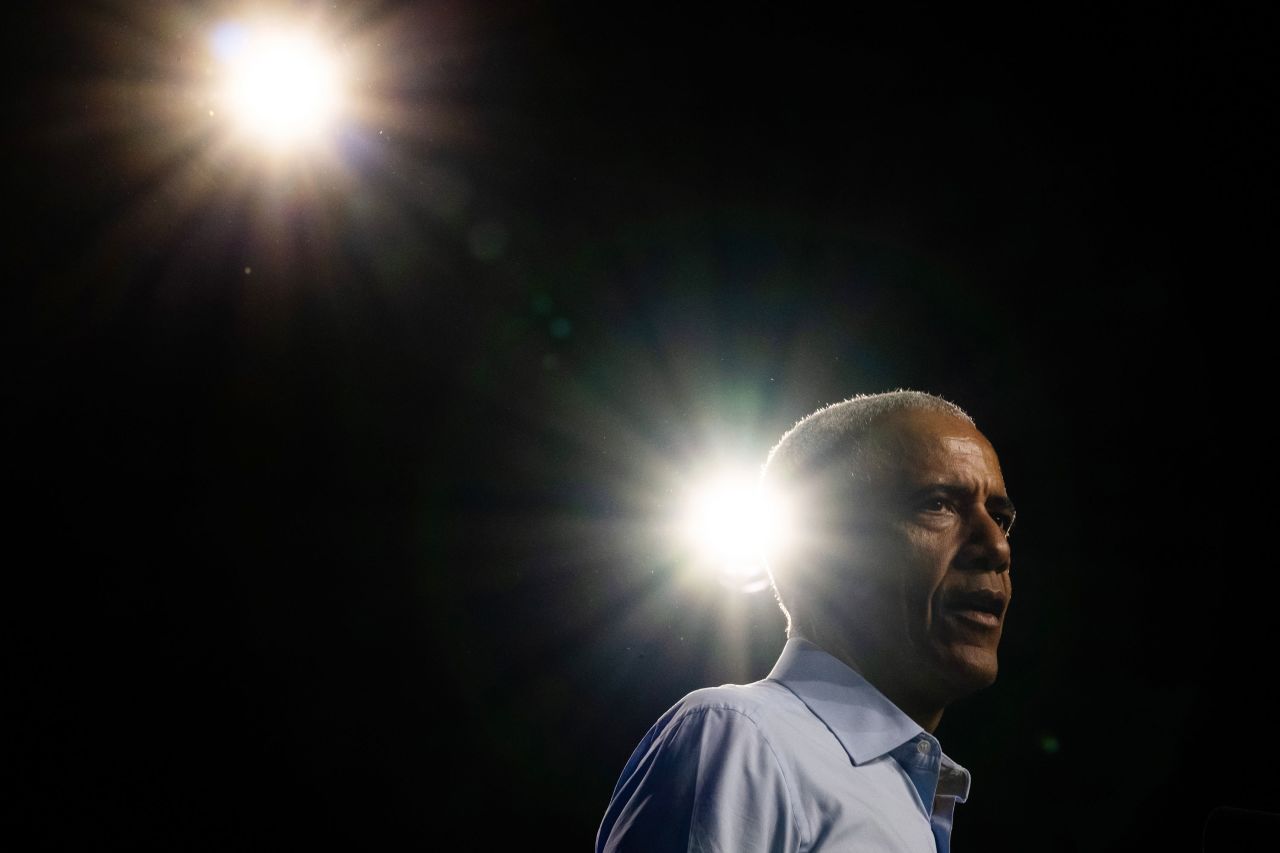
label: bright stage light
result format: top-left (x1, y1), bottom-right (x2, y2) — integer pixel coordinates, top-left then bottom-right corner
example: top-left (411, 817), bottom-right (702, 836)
top-left (681, 472), bottom-right (791, 593)
top-left (212, 22), bottom-right (344, 149)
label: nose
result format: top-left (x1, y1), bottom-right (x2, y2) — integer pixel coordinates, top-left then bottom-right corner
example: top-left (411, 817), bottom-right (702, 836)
top-left (957, 506), bottom-right (1012, 574)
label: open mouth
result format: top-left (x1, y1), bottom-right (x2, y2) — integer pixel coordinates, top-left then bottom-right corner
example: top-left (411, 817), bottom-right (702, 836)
top-left (942, 589), bottom-right (1007, 629)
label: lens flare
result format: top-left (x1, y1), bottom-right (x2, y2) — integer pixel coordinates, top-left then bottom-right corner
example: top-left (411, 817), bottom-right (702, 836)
top-left (213, 22), bottom-right (344, 149)
top-left (681, 472), bottom-right (791, 592)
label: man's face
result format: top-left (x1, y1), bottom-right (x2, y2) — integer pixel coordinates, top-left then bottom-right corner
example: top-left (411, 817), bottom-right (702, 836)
top-left (812, 408), bottom-right (1015, 707)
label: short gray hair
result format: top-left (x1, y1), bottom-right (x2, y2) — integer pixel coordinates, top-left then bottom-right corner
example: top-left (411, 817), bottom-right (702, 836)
top-left (763, 390), bottom-right (971, 484)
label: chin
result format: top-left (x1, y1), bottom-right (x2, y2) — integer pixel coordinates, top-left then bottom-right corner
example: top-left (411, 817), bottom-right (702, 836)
top-left (939, 648), bottom-right (999, 696)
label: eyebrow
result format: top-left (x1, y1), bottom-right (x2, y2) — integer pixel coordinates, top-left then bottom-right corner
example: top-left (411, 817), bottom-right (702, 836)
top-left (987, 494), bottom-right (1017, 518)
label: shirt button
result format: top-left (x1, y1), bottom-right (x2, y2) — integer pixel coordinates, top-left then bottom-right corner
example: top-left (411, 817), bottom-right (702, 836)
top-left (917, 740), bottom-right (931, 754)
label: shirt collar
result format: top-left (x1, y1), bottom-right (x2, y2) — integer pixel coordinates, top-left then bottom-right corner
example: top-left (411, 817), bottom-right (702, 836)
top-left (766, 636), bottom-right (971, 799)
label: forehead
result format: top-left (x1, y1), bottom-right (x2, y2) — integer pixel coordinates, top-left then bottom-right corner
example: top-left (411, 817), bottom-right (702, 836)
top-left (861, 409), bottom-right (1006, 491)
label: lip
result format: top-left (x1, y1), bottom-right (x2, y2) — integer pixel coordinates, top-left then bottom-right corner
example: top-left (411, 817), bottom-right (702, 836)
top-left (940, 588), bottom-right (1008, 630)
top-left (945, 608), bottom-right (1002, 629)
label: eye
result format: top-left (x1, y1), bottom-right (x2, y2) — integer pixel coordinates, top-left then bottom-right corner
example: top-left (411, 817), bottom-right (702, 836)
top-left (991, 510), bottom-right (1016, 536)
top-left (919, 496), bottom-right (956, 515)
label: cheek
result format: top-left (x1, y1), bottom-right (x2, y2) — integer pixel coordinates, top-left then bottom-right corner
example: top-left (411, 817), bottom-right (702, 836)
top-left (901, 529), bottom-right (954, 591)
top-left (851, 526), bottom-right (955, 617)
top-left (868, 531), bottom-right (947, 628)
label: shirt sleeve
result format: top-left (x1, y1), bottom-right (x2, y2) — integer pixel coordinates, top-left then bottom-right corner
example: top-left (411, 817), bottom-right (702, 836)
top-left (596, 703), bottom-right (806, 853)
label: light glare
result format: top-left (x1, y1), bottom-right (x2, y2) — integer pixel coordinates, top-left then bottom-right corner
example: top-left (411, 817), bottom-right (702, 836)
top-left (682, 473), bottom-right (790, 592)
top-left (215, 24), bottom-right (343, 148)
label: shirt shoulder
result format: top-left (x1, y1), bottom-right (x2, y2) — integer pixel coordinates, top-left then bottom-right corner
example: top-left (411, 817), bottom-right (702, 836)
top-left (596, 681), bottom-right (813, 853)
top-left (664, 681), bottom-right (839, 760)
top-left (666, 680), bottom-right (798, 724)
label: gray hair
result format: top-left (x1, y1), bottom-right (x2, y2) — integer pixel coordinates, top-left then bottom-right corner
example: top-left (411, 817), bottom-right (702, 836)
top-left (763, 390), bottom-right (972, 484)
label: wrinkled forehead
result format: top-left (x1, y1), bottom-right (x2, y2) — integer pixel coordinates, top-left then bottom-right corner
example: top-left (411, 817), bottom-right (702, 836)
top-left (859, 409), bottom-right (1005, 488)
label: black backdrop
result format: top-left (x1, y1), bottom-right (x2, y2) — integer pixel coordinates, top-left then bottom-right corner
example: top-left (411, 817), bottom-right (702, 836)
top-left (6, 2), bottom-right (1276, 849)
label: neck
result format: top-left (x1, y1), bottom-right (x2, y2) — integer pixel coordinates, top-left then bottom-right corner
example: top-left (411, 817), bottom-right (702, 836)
top-left (792, 626), bottom-right (947, 733)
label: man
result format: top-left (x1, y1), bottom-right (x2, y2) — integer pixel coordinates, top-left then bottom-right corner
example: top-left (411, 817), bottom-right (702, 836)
top-left (596, 390), bottom-right (1016, 852)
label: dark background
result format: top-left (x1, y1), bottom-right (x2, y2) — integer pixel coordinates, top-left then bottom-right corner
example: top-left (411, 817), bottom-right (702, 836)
top-left (5, 1), bottom-right (1275, 849)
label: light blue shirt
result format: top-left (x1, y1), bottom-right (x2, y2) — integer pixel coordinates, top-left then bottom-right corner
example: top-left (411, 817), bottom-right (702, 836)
top-left (597, 637), bottom-right (972, 852)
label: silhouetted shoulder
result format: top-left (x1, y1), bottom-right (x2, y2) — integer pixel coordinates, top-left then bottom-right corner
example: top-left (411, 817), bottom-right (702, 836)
top-left (664, 679), bottom-right (809, 728)
top-left (596, 679), bottom-right (811, 852)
